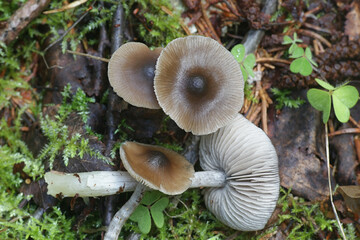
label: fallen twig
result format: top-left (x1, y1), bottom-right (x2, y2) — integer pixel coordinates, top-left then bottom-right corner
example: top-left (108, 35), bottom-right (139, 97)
top-left (66, 50), bottom-right (110, 62)
top-left (298, 29), bottom-right (332, 48)
top-left (328, 128), bottom-right (360, 137)
top-left (0, 0), bottom-right (51, 44)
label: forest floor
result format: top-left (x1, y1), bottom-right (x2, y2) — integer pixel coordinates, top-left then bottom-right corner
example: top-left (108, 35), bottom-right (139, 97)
top-left (0, 0), bottom-right (360, 239)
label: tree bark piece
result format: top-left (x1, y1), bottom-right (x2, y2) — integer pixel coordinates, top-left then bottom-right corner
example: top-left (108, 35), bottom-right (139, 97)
top-left (0, 0), bottom-right (51, 44)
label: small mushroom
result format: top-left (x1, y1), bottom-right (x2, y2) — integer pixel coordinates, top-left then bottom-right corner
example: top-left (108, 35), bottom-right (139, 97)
top-left (154, 35), bottom-right (244, 135)
top-left (120, 141), bottom-right (195, 195)
top-left (108, 42), bottom-right (162, 109)
top-left (199, 113), bottom-right (279, 231)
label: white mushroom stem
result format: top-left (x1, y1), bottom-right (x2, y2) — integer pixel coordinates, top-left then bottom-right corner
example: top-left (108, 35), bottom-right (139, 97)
top-left (45, 170), bottom-right (226, 197)
top-left (104, 183), bottom-right (147, 240)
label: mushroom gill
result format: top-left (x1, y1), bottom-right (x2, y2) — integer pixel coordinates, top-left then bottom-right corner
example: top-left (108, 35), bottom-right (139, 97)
top-left (199, 114), bottom-right (279, 231)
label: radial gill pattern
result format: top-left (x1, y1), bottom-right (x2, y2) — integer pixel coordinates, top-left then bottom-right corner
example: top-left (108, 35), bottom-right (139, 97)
top-left (199, 114), bottom-right (279, 231)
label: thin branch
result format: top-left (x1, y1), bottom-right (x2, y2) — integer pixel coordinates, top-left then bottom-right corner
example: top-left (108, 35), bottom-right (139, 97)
top-left (104, 184), bottom-right (147, 240)
top-left (328, 128), bottom-right (360, 137)
top-left (66, 50), bottom-right (110, 62)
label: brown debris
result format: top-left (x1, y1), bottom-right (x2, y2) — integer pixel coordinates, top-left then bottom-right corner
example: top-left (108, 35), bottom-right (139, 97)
top-left (345, 1), bottom-right (360, 40)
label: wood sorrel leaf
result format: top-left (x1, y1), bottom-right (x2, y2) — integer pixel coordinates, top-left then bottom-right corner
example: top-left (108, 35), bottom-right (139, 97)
top-left (282, 35), bottom-right (292, 44)
top-left (305, 47), bottom-right (318, 67)
top-left (150, 197), bottom-right (169, 228)
top-left (333, 94), bottom-right (350, 123)
top-left (240, 64), bottom-right (248, 82)
top-left (307, 89), bottom-right (331, 123)
top-left (130, 205), bottom-right (151, 234)
top-left (231, 44), bottom-right (245, 63)
top-left (290, 46), bottom-right (304, 58)
top-left (244, 54), bottom-right (256, 77)
top-left (290, 57), bottom-right (312, 76)
top-left (141, 191), bottom-right (162, 206)
top-left (315, 78), bottom-right (335, 90)
top-left (333, 85), bottom-right (359, 108)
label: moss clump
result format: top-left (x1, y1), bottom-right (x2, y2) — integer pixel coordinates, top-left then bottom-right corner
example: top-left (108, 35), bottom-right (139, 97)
top-left (124, 0), bottom-right (185, 47)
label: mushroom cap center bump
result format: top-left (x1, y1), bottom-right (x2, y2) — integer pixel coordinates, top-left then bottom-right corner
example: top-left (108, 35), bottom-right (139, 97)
top-left (108, 42), bottom-right (162, 109)
top-left (154, 36), bottom-right (244, 135)
top-left (120, 141), bottom-right (195, 195)
top-left (146, 151), bottom-right (169, 169)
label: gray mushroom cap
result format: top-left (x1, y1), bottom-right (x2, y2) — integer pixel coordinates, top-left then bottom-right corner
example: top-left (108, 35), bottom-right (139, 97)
top-left (154, 35), bottom-right (244, 135)
top-left (199, 114), bottom-right (279, 231)
top-left (108, 42), bottom-right (162, 109)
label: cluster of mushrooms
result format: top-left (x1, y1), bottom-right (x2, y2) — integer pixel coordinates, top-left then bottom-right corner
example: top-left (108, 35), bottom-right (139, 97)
top-left (45, 36), bottom-right (280, 232)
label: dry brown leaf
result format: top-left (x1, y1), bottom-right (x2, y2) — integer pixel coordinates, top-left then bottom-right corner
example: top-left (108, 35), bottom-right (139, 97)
top-left (43, 0), bottom-right (87, 14)
top-left (345, 1), bottom-right (360, 40)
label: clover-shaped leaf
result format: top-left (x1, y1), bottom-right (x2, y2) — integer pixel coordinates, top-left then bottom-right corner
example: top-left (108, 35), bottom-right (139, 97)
top-left (130, 191), bottom-right (169, 234)
top-left (141, 190), bottom-right (162, 205)
top-left (305, 47), bottom-right (318, 67)
top-left (315, 78), bottom-right (335, 91)
top-left (231, 44), bottom-right (245, 63)
top-left (290, 57), bottom-right (312, 76)
top-left (290, 46), bottom-right (304, 58)
top-left (333, 85), bottom-right (359, 123)
top-left (307, 79), bottom-right (359, 123)
top-left (282, 32), bottom-right (303, 54)
top-left (130, 205), bottom-right (151, 234)
top-left (307, 89), bottom-right (331, 123)
top-left (244, 54), bottom-right (256, 78)
top-left (150, 197), bottom-right (169, 228)
top-left (231, 44), bottom-right (256, 81)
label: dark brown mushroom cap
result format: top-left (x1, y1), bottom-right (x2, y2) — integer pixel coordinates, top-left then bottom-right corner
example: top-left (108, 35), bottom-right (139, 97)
top-left (154, 36), bottom-right (244, 135)
top-left (120, 141), bottom-right (195, 195)
top-left (108, 42), bottom-right (162, 109)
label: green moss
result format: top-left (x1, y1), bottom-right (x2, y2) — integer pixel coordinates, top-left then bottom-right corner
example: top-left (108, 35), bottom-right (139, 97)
top-left (124, 0), bottom-right (185, 47)
top-left (0, 207), bottom-right (86, 239)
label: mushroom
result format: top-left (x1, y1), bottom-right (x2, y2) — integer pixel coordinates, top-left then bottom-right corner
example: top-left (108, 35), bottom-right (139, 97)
top-left (45, 115), bottom-right (279, 230)
top-left (119, 141), bottom-right (195, 195)
top-left (154, 35), bottom-right (244, 135)
top-left (199, 113), bottom-right (279, 231)
top-left (108, 42), bottom-right (162, 109)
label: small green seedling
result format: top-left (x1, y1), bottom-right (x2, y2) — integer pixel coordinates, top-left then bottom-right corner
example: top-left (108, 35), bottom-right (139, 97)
top-left (282, 32), bottom-right (303, 54)
top-left (283, 33), bottom-right (317, 76)
top-left (231, 44), bottom-right (256, 82)
top-left (130, 191), bottom-right (169, 234)
top-left (307, 78), bottom-right (359, 123)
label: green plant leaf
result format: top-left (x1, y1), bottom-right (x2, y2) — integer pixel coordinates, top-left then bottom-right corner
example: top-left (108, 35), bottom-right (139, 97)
top-left (307, 89), bottom-right (331, 123)
top-left (150, 197), bottom-right (169, 228)
top-left (315, 78), bottom-right (335, 90)
top-left (231, 44), bottom-right (245, 63)
top-left (305, 47), bottom-right (318, 67)
top-left (290, 46), bottom-right (304, 58)
top-left (244, 54), bottom-right (256, 77)
top-left (333, 85), bottom-right (359, 108)
top-left (240, 64), bottom-right (248, 82)
top-left (282, 35), bottom-right (292, 44)
top-left (141, 191), bottom-right (162, 206)
top-left (290, 57), bottom-right (312, 76)
top-left (130, 205), bottom-right (152, 234)
top-left (333, 95), bottom-right (350, 123)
